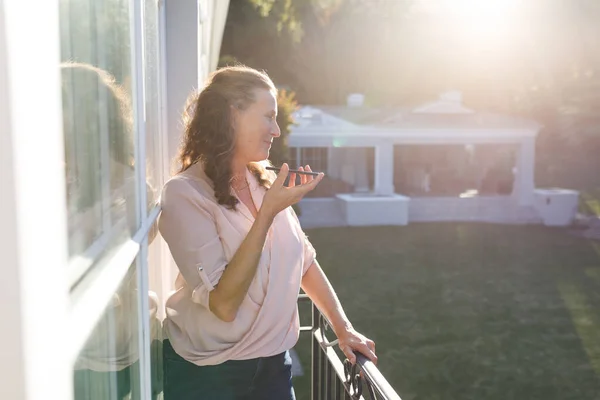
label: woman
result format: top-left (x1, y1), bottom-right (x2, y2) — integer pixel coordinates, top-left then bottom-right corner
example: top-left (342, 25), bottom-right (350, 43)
top-left (158, 65), bottom-right (377, 400)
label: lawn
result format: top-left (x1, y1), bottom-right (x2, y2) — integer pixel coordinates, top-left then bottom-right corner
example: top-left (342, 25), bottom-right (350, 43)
top-left (292, 223), bottom-right (600, 400)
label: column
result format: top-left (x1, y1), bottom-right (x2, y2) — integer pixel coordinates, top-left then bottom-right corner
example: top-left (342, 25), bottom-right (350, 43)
top-left (513, 137), bottom-right (535, 206)
top-left (353, 148), bottom-right (370, 193)
top-left (374, 143), bottom-right (395, 195)
top-left (327, 147), bottom-right (339, 179)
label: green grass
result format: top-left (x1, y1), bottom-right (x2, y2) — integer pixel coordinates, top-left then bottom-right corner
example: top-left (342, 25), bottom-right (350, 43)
top-left (292, 223), bottom-right (600, 400)
top-left (581, 190), bottom-right (600, 216)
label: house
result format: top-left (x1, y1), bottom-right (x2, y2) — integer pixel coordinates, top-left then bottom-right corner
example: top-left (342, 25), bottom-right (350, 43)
top-left (289, 92), bottom-right (579, 227)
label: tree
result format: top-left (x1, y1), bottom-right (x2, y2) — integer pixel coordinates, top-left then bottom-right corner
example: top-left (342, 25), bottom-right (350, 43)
top-left (221, 0), bottom-right (413, 104)
top-left (270, 89), bottom-right (298, 166)
top-left (221, 0), bottom-right (600, 190)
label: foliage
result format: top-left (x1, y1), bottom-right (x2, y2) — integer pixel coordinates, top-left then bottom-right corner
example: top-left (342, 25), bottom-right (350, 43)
top-left (221, 0), bottom-right (600, 190)
top-left (217, 54), bottom-right (240, 69)
top-left (247, 0), bottom-right (303, 41)
top-left (270, 89), bottom-right (298, 167)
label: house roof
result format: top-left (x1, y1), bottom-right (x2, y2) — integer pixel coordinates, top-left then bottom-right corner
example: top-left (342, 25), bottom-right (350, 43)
top-left (304, 106), bottom-right (541, 131)
top-left (289, 93), bottom-right (541, 147)
top-left (311, 106), bottom-right (539, 130)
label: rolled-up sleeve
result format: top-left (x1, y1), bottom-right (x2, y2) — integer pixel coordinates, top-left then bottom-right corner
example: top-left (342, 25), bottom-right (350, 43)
top-left (288, 207), bottom-right (317, 276)
top-left (301, 234), bottom-right (317, 276)
top-left (158, 179), bottom-right (228, 309)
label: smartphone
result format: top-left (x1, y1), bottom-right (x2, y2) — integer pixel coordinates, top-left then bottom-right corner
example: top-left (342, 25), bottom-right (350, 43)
top-left (266, 166), bottom-right (321, 177)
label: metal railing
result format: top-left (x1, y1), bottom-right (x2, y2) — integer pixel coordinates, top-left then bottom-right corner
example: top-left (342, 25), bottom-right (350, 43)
top-left (299, 294), bottom-right (402, 400)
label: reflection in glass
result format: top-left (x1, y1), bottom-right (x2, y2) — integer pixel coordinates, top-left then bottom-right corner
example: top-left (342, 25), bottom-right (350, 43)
top-left (72, 264), bottom-right (163, 400)
top-left (73, 264), bottom-right (141, 400)
top-left (148, 289), bottom-right (163, 400)
top-left (59, 0), bottom-right (137, 267)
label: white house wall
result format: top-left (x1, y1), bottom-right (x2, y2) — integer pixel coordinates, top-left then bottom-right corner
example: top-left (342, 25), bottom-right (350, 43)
top-left (0, 1), bottom-right (71, 399)
top-left (1, 5), bottom-right (26, 397)
top-left (164, 0), bottom-right (201, 167)
top-left (164, 0), bottom-right (228, 167)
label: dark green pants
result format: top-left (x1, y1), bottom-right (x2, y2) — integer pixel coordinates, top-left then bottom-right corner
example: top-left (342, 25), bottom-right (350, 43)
top-left (163, 340), bottom-right (295, 400)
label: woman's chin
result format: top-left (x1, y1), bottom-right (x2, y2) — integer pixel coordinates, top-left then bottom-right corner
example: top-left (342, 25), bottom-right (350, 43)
top-left (248, 157), bottom-right (268, 165)
top-left (253, 150), bottom-right (269, 162)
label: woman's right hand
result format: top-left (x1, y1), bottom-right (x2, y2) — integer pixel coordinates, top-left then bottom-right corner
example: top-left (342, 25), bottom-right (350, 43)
top-left (261, 163), bottom-right (324, 220)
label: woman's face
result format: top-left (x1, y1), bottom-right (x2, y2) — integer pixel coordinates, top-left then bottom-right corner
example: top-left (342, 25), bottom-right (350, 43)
top-left (232, 88), bottom-right (280, 164)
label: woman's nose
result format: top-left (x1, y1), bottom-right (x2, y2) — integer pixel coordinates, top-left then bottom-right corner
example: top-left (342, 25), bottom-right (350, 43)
top-left (271, 122), bottom-right (281, 137)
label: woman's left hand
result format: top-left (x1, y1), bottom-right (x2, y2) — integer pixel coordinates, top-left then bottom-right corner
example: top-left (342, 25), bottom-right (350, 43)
top-left (337, 328), bottom-right (377, 365)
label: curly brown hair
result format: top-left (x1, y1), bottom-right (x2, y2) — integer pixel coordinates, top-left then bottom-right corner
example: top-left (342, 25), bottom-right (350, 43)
top-left (60, 62), bottom-right (134, 167)
top-left (177, 66), bottom-right (277, 209)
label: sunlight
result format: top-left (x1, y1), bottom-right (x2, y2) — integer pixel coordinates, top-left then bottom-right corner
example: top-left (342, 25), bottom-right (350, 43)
top-left (440, 0), bottom-right (520, 37)
top-left (557, 281), bottom-right (600, 377)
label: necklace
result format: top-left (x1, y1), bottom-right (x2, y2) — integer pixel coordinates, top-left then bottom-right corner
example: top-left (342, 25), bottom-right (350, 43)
top-left (233, 182), bottom-right (250, 192)
top-left (231, 175), bottom-right (249, 191)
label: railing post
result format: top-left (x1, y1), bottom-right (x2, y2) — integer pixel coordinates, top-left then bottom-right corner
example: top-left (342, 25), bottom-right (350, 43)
top-left (319, 314), bottom-right (327, 400)
top-left (311, 302), bottom-right (319, 400)
top-left (335, 375), bottom-right (342, 399)
top-left (326, 357), bottom-right (333, 399)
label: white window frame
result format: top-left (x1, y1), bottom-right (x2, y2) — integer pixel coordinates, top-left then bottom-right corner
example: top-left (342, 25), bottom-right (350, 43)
top-left (2, 0), bottom-right (166, 399)
top-left (63, 0), bottom-right (138, 288)
top-left (67, 0), bottom-right (160, 396)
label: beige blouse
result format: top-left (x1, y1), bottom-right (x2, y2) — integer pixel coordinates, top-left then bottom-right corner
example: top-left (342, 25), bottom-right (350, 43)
top-left (158, 162), bottom-right (316, 366)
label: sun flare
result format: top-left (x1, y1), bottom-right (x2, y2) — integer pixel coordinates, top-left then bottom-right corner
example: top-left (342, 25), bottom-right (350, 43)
top-left (439, 0), bottom-right (520, 37)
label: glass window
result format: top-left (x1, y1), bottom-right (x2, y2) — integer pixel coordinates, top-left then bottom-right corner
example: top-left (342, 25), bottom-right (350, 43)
top-left (73, 263), bottom-right (141, 400)
top-left (59, 0), bottom-right (138, 277)
top-left (144, 0), bottom-right (162, 213)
